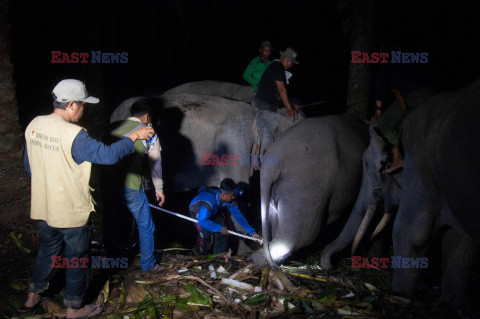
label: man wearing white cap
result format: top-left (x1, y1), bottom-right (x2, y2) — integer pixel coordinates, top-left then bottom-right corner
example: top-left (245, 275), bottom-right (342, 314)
top-left (21, 79), bottom-right (154, 318)
top-left (252, 47), bottom-right (299, 118)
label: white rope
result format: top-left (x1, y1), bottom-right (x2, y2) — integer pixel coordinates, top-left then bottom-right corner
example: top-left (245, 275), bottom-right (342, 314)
top-left (148, 203), bottom-right (263, 244)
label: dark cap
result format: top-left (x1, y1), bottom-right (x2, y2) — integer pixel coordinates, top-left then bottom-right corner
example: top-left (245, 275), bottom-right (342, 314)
top-left (219, 178), bottom-right (236, 194)
top-left (260, 41), bottom-right (272, 49)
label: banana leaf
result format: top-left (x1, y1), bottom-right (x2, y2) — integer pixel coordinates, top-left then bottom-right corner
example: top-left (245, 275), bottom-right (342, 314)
top-left (243, 294), bottom-right (267, 306)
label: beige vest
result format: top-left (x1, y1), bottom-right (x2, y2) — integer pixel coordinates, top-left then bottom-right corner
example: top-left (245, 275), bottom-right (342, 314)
top-left (25, 113), bottom-right (94, 227)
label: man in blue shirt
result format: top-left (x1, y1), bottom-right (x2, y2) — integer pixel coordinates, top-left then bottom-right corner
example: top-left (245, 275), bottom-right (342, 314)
top-left (189, 178), bottom-right (262, 255)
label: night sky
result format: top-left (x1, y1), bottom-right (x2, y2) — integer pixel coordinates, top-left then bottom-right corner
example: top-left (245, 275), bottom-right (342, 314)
top-left (9, 0), bottom-right (480, 130)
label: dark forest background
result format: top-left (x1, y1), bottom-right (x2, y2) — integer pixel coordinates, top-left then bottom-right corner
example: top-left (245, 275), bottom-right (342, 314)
top-left (9, 0), bottom-right (480, 133)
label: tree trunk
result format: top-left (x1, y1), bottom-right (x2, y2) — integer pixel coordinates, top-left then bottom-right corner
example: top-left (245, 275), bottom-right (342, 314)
top-left (340, 0), bottom-right (374, 120)
top-left (0, 0), bottom-right (30, 224)
top-left (0, 0), bottom-right (23, 169)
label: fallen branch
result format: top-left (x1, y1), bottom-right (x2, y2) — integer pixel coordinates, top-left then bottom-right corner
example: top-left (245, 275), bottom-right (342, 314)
top-left (164, 275), bottom-right (230, 304)
top-left (220, 278), bottom-right (262, 293)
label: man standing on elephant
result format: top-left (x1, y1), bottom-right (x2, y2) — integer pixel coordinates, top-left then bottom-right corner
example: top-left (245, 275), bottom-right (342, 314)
top-left (22, 79), bottom-right (155, 318)
top-left (252, 47), bottom-right (299, 118)
top-left (189, 178), bottom-right (262, 255)
top-left (112, 99), bottom-right (165, 271)
top-left (243, 41), bottom-right (272, 93)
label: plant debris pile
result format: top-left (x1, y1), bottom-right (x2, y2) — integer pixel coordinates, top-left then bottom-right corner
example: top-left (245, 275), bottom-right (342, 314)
top-left (15, 249), bottom-right (425, 319)
top-left (0, 221), bottom-right (463, 319)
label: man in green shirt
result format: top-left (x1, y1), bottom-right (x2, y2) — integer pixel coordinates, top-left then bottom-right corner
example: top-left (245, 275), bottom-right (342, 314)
top-left (112, 100), bottom-right (165, 271)
top-left (243, 41), bottom-right (272, 92)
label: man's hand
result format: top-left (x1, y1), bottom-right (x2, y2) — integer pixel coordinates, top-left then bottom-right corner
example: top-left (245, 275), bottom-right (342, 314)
top-left (127, 126), bottom-right (154, 142)
top-left (286, 108), bottom-right (297, 118)
top-left (220, 226), bottom-right (229, 235)
top-left (251, 233), bottom-right (262, 240)
top-left (371, 109), bottom-right (381, 123)
top-left (156, 192), bottom-right (165, 206)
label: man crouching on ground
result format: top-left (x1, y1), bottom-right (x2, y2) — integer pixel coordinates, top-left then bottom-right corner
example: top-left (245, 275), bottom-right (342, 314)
top-left (189, 178), bottom-right (262, 255)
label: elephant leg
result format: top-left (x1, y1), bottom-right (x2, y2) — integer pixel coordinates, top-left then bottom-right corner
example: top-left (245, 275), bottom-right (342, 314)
top-left (392, 154), bottom-right (434, 297)
top-left (320, 210), bottom-right (363, 270)
top-left (440, 227), bottom-right (479, 310)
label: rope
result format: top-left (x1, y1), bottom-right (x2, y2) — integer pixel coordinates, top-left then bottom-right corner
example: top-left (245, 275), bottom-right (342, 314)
top-left (148, 203), bottom-right (263, 245)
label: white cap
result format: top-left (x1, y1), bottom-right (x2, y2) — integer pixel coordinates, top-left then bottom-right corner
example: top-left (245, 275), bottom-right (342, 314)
top-left (52, 79), bottom-right (99, 104)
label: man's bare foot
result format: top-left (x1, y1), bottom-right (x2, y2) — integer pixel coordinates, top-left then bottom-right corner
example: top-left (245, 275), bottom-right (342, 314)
top-left (65, 304), bottom-right (103, 318)
top-left (19, 292), bottom-right (42, 313)
top-left (383, 145), bottom-right (404, 174)
top-left (24, 292), bottom-right (41, 308)
top-left (383, 158), bottom-right (404, 174)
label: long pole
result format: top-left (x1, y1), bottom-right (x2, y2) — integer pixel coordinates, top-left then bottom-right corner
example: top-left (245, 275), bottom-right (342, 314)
top-left (148, 203), bottom-right (263, 244)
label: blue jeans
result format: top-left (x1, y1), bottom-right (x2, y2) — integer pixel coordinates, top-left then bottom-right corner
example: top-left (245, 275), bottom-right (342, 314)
top-left (124, 188), bottom-right (156, 271)
top-left (29, 220), bottom-right (91, 309)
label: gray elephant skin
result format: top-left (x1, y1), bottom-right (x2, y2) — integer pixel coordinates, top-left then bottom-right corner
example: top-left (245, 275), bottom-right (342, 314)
top-left (392, 78), bottom-right (480, 310)
top-left (320, 126), bottom-right (402, 269)
top-left (110, 81), bottom-right (302, 192)
top-left (249, 115), bottom-right (369, 266)
top-left (322, 78), bottom-right (480, 311)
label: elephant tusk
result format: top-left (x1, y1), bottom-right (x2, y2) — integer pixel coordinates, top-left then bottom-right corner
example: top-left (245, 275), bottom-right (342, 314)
top-left (370, 212), bottom-right (393, 241)
top-left (351, 204), bottom-right (377, 255)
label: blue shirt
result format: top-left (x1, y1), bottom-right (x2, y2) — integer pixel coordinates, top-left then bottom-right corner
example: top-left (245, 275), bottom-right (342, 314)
top-left (189, 188), bottom-right (255, 235)
top-left (24, 130), bottom-right (134, 176)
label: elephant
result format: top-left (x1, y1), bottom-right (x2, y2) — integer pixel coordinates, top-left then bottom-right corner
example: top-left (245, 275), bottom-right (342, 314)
top-left (109, 85), bottom-right (304, 192)
top-left (321, 78), bottom-right (480, 312)
top-left (162, 80), bottom-right (255, 103)
top-left (391, 78), bottom-right (480, 310)
top-left (320, 125), bottom-right (402, 270)
top-left (110, 80), bottom-right (254, 123)
top-left (248, 115), bottom-right (369, 266)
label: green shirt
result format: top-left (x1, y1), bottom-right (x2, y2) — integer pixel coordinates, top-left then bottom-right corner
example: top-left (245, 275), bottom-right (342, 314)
top-left (243, 56), bottom-right (270, 92)
top-left (112, 119), bottom-right (147, 190)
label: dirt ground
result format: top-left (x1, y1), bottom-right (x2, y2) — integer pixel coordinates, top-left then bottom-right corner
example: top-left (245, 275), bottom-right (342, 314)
top-left (0, 165), bottom-right (470, 319)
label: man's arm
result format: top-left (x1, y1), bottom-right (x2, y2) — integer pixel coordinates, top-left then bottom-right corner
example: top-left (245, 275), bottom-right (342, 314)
top-left (228, 204), bottom-right (255, 235)
top-left (243, 58), bottom-right (260, 86)
top-left (276, 81), bottom-right (297, 117)
top-left (197, 206), bottom-right (223, 233)
top-left (148, 138), bottom-right (165, 205)
top-left (71, 130), bottom-right (135, 165)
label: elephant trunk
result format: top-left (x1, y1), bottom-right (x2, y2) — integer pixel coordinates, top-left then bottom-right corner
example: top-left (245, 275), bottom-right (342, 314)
top-left (351, 203), bottom-right (377, 255)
